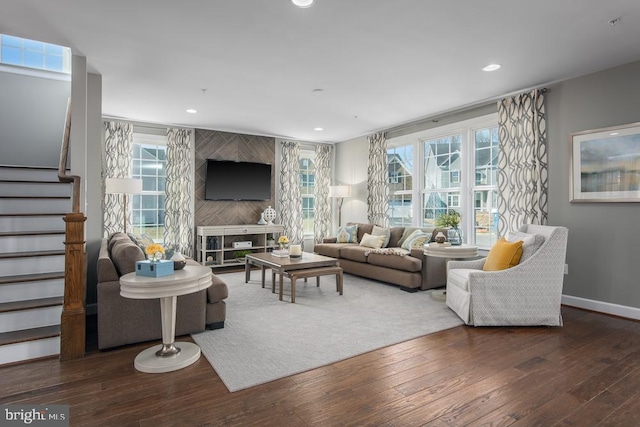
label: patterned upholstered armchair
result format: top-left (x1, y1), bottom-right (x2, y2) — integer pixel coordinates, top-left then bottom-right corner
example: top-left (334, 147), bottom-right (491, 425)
top-left (446, 224), bottom-right (568, 326)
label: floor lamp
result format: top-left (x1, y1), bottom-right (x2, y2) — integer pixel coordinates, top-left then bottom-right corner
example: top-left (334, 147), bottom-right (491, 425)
top-left (329, 185), bottom-right (351, 227)
top-left (105, 178), bottom-right (143, 234)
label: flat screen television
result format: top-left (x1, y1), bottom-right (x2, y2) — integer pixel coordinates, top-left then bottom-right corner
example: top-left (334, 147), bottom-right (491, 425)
top-left (205, 159), bottom-right (272, 201)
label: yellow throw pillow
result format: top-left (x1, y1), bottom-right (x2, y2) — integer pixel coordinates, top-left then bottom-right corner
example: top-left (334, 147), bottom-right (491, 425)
top-left (359, 233), bottom-right (385, 249)
top-left (483, 237), bottom-right (523, 271)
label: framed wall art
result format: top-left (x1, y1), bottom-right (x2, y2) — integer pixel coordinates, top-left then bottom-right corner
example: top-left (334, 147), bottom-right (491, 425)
top-left (570, 122), bottom-right (640, 202)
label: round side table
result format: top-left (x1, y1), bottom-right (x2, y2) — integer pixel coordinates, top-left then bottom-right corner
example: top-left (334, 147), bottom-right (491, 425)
top-left (120, 265), bottom-right (212, 373)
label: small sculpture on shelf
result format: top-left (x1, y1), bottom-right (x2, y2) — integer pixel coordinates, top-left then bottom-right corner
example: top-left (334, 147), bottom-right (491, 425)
top-left (263, 206), bottom-right (276, 225)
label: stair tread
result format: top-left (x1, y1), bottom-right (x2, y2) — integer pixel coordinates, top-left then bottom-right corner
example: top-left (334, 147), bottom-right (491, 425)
top-left (0, 296), bottom-right (64, 313)
top-left (0, 180), bottom-right (68, 184)
top-left (0, 272), bottom-right (65, 285)
top-left (0, 230), bottom-right (65, 237)
top-left (0, 250), bottom-right (65, 259)
top-left (0, 325), bottom-right (61, 346)
top-left (0, 195), bottom-right (70, 199)
top-left (0, 213), bottom-right (67, 217)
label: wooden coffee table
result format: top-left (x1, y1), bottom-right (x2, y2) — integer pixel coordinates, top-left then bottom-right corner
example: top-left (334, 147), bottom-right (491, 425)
top-left (245, 252), bottom-right (341, 302)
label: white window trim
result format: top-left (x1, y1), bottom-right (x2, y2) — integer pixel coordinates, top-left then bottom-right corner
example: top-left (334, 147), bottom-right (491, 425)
top-left (388, 113), bottom-right (498, 246)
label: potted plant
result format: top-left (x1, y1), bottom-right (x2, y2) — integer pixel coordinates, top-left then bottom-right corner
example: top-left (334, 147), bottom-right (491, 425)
top-left (435, 210), bottom-right (463, 245)
top-left (266, 234), bottom-right (276, 247)
top-left (232, 250), bottom-right (253, 262)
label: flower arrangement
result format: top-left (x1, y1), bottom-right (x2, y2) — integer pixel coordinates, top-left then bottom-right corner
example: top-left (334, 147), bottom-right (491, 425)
top-left (278, 236), bottom-right (289, 245)
top-left (435, 210), bottom-right (461, 228)
top-left (277, 235), bottom-right (289, 249)
top-left (145, 243), bottom-right (165, 262)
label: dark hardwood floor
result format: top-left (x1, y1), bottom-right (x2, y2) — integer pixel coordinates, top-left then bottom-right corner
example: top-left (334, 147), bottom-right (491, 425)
top-left (1, 305), bottom-right (639, 426)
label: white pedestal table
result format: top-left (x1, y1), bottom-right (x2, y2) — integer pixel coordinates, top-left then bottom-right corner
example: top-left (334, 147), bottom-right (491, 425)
top-left (119, 265), bottom-right (213, 373)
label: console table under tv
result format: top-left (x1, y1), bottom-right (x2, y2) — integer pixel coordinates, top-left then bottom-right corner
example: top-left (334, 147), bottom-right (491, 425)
top-left (196, 225), bottom-right (285, 268)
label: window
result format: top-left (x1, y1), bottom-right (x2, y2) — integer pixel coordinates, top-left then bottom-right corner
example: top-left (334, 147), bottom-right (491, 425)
top-left (387, 145), bottom-right (414, 227)
top-left (387, 114), bottom-right (499, 248)
top-left (299, 151), bottom-right (316, 234)
top-left (0, 34), bottom-right (71, 73)
top-left (130, 133), bottom-right (167, 241)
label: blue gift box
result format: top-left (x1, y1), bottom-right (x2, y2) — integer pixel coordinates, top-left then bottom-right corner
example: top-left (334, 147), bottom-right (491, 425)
top-left (135, 260), bottom-right (174, 277)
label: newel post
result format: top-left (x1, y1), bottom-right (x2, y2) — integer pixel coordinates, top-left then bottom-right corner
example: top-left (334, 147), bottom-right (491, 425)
top-left (60, 212), bottom-right (87, 361)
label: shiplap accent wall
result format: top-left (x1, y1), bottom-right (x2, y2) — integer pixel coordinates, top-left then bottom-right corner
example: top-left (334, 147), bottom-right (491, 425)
top-left (194, 129), bottom-right (276, 227)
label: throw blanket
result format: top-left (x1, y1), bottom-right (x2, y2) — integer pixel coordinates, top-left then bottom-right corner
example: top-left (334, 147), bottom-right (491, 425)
top-left (364, 248), bottom-right (410, 257)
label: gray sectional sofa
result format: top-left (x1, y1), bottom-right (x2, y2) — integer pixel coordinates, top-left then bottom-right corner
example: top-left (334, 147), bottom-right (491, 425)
top-left (314, 223), bottom-right (447, 292)
top-left (97, 232), bottom-right (228, 350)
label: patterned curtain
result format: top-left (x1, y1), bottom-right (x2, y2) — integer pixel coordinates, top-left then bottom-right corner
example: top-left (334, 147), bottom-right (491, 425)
top-left (164, 128), bottom-right (194, 257)
top-left (496, 89), bottom-right (548, 236)
top-left (367, 132), bottom-right (389, 227)
top-left (313, 144), bottom-right (332, 243)
top-left (103, 121), bottom-right (133, 236)
top-left (279, 141), bottom-right (304, 244)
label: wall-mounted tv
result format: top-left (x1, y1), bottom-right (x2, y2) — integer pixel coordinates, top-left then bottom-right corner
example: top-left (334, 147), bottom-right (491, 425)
top-left (205, 159), bottom-right (272, 201)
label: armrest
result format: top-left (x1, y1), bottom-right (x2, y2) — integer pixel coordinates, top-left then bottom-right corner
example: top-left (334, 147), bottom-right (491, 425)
top-left (448, 257), bottom-right (486, 271)
top-left (322, 237), bottom-right (337, 243)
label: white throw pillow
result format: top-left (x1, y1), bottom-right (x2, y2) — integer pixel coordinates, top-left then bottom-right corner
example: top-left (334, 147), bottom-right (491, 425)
top-left (359, 233), bottom-right (385, 249)
top-left (371, 225), bottom-right (391, 248)
top-left (506, 231), bottom-right (545, 262)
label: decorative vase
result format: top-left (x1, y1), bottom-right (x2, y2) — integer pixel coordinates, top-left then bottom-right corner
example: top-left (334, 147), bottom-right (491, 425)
top-left (263, 206), bottom-right (276, 225)
top-left (448, 226), bottom-right (463, 246)
top-left (149, 252), bottom-right (164, 262)
top-left (171, 251), bottom-right (187, 270)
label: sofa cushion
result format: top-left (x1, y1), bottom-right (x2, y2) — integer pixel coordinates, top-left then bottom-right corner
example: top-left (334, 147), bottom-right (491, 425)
top-left (367, 251), bottom-right (422, 272)
top-left (336, 225), bottom-right (359, 243)
top-left (108, 232), bottom-right (130, 252)
top-left (388, 227), bottom-right (405, 248)
top-left (110, 239), bottom-right (146, 276)
top-left (371, 225), bottom-right (391, 247)
top-left (349, 223), bottom-right (373, 243)
top-left (397, 227), bottom-right (435, 247)
top-left (314, 243), bottom-right (353, 258)
top-left (359, 233), bottom-right (385, 249)
top-left (483, 238), bottom-right (523, 271)
top-left (340, 245), bottom-right (370, 263)
top-left (401, 230), bottom-right (430, 250)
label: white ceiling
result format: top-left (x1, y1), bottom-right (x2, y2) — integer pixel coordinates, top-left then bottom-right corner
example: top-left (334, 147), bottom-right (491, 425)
top-left (2, 0), bottom-right (640, 143)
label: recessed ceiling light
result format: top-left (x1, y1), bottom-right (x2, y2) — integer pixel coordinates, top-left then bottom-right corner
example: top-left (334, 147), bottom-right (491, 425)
top-left (314, 127), bottom-right (323, 131)
top-left (610, 132), bottom-right (620, 136)
top-left (292, 0), bottom-right (313, 8)
top-left (482, 64), bottom-right (501, 72)
top-left (186, 109), bottom-right (197, 114)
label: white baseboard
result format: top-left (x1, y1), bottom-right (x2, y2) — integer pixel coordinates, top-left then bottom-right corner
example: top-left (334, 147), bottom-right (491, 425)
top-left (562, 294), bottom-right (640, 321)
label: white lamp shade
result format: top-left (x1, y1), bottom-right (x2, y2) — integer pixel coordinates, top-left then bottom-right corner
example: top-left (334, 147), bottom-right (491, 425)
top-left (329, 185), bottom-right (351, 198)
top-left (105, 178), bottom-right (143, 195)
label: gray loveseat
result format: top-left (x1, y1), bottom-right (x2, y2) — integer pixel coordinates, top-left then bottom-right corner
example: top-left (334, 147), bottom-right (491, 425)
top-left (314, 223), bottom-right (447, 292)
top-left (97, 232), bottom-right (228, 350)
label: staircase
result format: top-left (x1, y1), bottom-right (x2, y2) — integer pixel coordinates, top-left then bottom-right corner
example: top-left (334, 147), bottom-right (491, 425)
top-left (0, 165), bottom-right (71, 365)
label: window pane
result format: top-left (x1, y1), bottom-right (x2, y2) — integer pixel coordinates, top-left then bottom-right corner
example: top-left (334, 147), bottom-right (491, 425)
top-left (422, 191), bottom-right (459, 227)
top-left (24, 51), bottom-right (44, 69)
top-left (387, 144), bottom-right (413, 227)
top-left (1, 46), bottom-right (21, 65)
top-left (424, 135), bottom-right (461, 191)
top-left (474, 189), bottom-right (499, 248)
top-left (299, 155), bottom-right (315, 234)
top-left (474, 126), bottom-right (499, 187)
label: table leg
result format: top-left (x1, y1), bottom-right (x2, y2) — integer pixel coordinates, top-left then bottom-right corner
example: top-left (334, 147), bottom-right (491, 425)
top-left (245, 259), bottom-right (251, 283)
top-left (133, 295), bottom-right (202, 373)
top-left (291, 276), bottom-right (296, 303)
top-left (157, 296), bottom-right (180, 356)
top-left (261, 265), bottom-right (266, 288)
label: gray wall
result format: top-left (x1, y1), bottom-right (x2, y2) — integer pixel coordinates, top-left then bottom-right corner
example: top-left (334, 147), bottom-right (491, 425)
top-left (546, 59), bottom-right (640, 309)
top-left (0, 71), bottom-right (70, 166)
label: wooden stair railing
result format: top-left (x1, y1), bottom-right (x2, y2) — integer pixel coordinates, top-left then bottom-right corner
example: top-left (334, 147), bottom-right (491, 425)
top-left (58, 98), bottom-right (87, 361)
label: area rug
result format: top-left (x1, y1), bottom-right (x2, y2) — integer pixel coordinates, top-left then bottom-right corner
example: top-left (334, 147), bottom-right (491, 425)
top-left (192, 271), bottom-right (463, 392)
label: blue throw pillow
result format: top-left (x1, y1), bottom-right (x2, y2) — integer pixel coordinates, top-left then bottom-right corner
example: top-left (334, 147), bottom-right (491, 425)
top-left (336, 225), bottom-right (358, 243)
